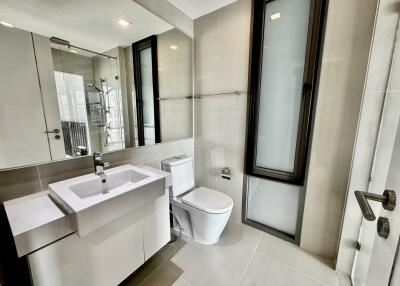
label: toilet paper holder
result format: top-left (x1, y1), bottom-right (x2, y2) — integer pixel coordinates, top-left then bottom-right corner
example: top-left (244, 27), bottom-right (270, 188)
top-left (221, 167), bottom-right (231, 180)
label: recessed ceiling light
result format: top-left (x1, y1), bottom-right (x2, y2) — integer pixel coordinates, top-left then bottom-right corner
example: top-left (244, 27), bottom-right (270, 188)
top-left (69, 48), bottom-right (77, 54)
top-left (169, 45), bottom-right (178, 50)
top-left (0, 21), bottom-right (14, 28)
top-left (270, 12), bottom-right (281, 20)
top-left (118, 19), bottom-right (131, 27)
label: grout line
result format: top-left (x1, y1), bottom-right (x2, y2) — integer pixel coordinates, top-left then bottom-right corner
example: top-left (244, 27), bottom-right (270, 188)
top-left (254, 248), bottom-right (329, 286)
top-left (138, 239), bottom-right (192, 286)
top-left (254, 232), bottom-right (263, 250)
top-left (166, 262), bottom-right (191, 286)
top-left (36, 166), bottom-right (43, 190)
top-left (238, 249), bottom-right (257, 284)
top-left (170, 238), bottom-right (192, 262)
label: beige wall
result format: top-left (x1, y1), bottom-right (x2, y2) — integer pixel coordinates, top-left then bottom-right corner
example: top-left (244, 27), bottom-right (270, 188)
top-left (0, 138), bottom-right (193, 204)
top-left (194, 0), bottom-right (378, 262)
top-left (158, 29), bottom-right (193, 142)
top-left (193, 0), bottom-right (251, 222)
top-left (301, 0), bottom-right (377, 260)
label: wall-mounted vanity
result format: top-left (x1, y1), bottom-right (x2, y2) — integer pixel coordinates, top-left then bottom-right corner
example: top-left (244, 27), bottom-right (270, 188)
top-left (5, 163), bottom-right (172, 286)
top-left (0, 0), bottom-right (194, 285)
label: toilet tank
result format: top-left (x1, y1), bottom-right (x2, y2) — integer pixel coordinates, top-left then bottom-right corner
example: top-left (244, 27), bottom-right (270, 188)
top-left (161, 156), bottom-right (195, 197)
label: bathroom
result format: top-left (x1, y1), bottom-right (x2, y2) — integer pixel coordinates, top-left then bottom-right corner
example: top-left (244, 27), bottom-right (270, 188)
top-left (0, 0), bottom-right (399, 285)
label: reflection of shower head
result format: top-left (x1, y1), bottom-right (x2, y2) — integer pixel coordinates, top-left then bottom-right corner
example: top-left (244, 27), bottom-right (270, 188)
top-left (87, 83), bottom-right (103, 93)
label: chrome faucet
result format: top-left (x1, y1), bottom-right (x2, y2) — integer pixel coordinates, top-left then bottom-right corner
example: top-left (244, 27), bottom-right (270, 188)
top-left (93, 152), bottom-right (110, 181)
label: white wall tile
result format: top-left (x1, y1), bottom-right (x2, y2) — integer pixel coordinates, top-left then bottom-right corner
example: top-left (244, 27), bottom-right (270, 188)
top-left (193, 0), bottom-right (250, 228)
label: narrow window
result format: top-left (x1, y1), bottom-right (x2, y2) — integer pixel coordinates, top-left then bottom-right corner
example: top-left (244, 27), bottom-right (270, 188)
top-left (246, 0), bottom-right (324, 184)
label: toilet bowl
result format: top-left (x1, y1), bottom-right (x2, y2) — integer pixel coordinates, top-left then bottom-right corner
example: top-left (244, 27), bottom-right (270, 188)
top-left (162, 156), bottom-right (233, 244)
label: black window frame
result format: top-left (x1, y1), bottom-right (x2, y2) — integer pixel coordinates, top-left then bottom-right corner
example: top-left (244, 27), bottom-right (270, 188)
top-left (245, 0), bottom-right (324, 185)
top-left (132, 35), bottom-right (161, 146)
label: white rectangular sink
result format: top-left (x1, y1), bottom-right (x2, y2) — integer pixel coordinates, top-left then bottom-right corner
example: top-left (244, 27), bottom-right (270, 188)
top-left (49, 164), bottom-right (166, 236)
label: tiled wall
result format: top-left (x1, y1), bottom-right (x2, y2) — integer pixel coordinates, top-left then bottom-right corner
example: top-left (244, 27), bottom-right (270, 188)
top-left (0, 139), bottom-right (193, 204)
top-left (194, 0), bottom-right (378, 263)
top-left (158, 29), bottom-right (193, 142)
top-left (193, 0), bottom-right (251, 222)
top-left (301, 0), bottom-right (377, 260)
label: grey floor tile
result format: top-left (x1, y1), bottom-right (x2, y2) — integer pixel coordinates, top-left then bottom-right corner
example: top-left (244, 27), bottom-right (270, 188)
top-left (257, 234), bottom-right (337, 285)
top-left (266, 261), bottom-right (324, 286)
top-left (139, 262), bottom-right (183, 286)
top-left (240, 252), bottom-right (273, 285)
top-left (121, 234), bottom-right (346, 286)
top-left (121, 255), bottom-right (165, 286)
top-left (173, 237), bottom-right (253, 286)
top-left (221, 220), bottom-right (263, 250)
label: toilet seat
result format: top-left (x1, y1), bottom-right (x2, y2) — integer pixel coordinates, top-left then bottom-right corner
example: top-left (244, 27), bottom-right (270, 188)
top-left (182, 187), bottom-right (233, 214)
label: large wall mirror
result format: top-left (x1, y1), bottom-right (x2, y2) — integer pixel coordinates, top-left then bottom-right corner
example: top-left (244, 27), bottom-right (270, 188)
top-left (0, 0), bottom-right (193, 169)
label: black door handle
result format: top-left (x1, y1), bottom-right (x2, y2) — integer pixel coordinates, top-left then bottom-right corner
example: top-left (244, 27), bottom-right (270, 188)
top-left (44, 129), bottom-right (60, 134)
top-left (354, 190), bottom-right (396, 221)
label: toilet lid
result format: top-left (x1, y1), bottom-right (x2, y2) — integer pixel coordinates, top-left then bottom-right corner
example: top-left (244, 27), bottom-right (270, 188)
top-left (182, 187), bottom-right (233, 214)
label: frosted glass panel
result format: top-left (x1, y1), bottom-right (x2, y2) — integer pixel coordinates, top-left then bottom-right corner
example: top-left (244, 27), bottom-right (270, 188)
top-left (247, 176), bottom-right (301, 235)
top-left (140, 47), bottom-right (156, 143)
top-left (256, 0), bottom-right (311, 172)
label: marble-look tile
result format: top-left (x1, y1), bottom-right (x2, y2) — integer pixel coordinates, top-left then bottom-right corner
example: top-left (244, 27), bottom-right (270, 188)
top-left (218, 0), bottom-right (251, 44)
top-left (0, 166), bottom-right (41, 202)
top-left (172, 237), bottom-right (253, 286)
top-left (121, 232), bottom-right (347, 286)
top-left (194, 9), bottom-right (220, 52)
top-left (122, 255), bottom-right (165, 286)
top-left (266, 260), bottom-right (324, 286)
top-left (138, 262), bottom-right (183, 286)
top-left (37, 156), bottom-right (93, 189)
top-left (240, 252), bottom-right (273, 285)
top-left (257, 234), bottom-right (337, 285)
top-left (222, 220), bottom-right (263, 250)
top-left (171, 277), bottom-right (190, 286)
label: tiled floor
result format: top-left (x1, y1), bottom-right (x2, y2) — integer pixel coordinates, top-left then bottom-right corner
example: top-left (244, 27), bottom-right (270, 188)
top-left (121, 221), bottom-right (351, 286)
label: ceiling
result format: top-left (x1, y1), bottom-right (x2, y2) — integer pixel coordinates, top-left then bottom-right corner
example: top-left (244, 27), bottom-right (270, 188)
top-left (0, 0), bottom-right (173, 53)
top-left (168, 0), bottom-right (238, 19)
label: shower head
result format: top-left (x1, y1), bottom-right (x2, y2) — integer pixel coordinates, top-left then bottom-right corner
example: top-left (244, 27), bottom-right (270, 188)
top-left (50, 37), bottom-right (70, 47)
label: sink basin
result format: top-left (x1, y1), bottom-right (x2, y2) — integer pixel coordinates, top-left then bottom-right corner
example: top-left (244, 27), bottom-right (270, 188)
top-left (49, 164), bottom-right (166, 236)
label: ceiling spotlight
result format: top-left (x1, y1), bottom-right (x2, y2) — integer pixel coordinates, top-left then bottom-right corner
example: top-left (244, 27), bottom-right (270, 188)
top-left (270, 12), bottom-right (281, 20)
top-left (169, 45), bottom-right (178, 50)
top-left (69, 48), bottom-right (77, 53)
top-left (0, 21), bottom-right (14, 28)
top-left (118, 19), bottom-right (131, 27)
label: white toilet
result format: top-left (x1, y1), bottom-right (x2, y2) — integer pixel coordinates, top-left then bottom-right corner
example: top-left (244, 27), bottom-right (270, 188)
top-left (162, 156), bottom-right (233, 245)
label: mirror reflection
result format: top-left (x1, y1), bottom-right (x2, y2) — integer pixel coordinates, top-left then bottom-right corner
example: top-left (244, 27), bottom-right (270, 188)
top-left (0, 0), bottom-right (193, 169)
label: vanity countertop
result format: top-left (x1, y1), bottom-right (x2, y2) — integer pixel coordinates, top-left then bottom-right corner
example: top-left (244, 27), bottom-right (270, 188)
top-left (4, 165), bottom-right (171, 257)
top-left (4, 191), bottom-right (73, 257)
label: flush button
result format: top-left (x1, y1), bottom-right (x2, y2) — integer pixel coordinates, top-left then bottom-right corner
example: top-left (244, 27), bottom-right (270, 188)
top-left (377, 217), bottom-right (390, 239)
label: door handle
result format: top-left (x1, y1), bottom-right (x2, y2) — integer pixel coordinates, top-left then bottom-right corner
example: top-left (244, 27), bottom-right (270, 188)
top-left (44, 129), bottom-right (60, 134)
top-left (354, 190), bottom-right (396, 221)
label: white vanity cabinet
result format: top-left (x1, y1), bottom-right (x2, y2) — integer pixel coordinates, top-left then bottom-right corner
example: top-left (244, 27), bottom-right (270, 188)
top-left (4, 165), bottom-right (172, 286)
top-left (28, 192), bottom-right (170, 286)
